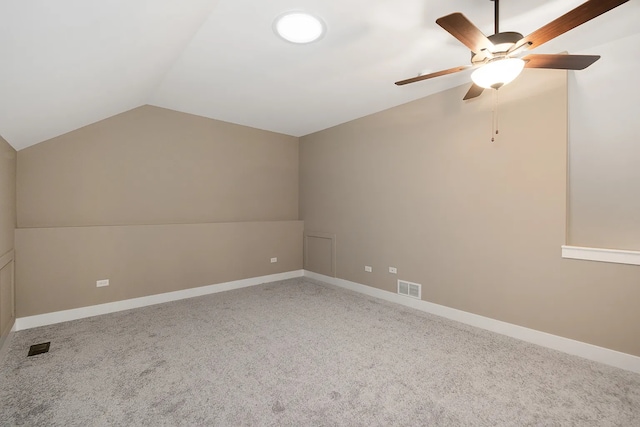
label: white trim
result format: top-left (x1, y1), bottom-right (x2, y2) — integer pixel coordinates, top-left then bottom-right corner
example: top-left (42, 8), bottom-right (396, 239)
top-left (562, 245), bottom-right (640, 266)
top-left (304, 270), bottom-right (640, 374)
top-left (15, 270), bottom-right (304, 331)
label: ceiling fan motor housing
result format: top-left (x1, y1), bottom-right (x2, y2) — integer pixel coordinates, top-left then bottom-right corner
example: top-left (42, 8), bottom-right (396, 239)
top-left (471, 32), bottom-right (523, 63)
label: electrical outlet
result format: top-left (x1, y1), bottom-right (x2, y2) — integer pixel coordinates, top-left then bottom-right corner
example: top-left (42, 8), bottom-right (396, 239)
top-left (389, 267), bottom-right (397, 274)
top-left (270, 257), bottom-right (278, 263)
top-left (365, 266), bottom-right (372, 272)
top-left (96, 279), bottom-right (109, 287)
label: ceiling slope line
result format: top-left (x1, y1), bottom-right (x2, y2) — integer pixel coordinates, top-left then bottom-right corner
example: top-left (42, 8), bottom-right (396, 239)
top-left (143, 0), bottom-right (223, 106)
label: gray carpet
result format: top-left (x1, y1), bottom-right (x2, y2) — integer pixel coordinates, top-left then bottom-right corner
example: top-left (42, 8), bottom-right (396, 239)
top-left (1, 278), bottom-right (639, 426)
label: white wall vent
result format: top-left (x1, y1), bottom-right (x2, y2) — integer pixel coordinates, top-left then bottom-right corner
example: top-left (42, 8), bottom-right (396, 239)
top-left (397, 280), bottom-right (421, 300)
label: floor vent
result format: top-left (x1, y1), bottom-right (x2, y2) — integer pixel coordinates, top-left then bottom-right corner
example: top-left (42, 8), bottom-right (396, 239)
top-left (398, 280), bottom-right (421, 300)
top-left (28, 342), bottom-right (50, 357)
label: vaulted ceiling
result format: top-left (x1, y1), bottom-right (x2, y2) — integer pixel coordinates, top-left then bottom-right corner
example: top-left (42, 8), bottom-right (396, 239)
top-left (1, 0), bottom-right (638, 150)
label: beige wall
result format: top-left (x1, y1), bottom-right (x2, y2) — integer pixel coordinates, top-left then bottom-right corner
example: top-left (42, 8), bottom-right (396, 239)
top-left (18, 105), bottom-right (299, 227)
top-left (11, 69), bottom-right (639, 358)
top-left (300, 70), bottom-right (640, 356)
top-left (16, 106), bottom-right (302, 317)
top-left (15, 221), bottom-right (302, 316)
top-left (0, 136), bottom-right (16, 351)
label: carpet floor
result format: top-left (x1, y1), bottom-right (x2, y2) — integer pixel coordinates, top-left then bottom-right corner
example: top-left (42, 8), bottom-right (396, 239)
top-left (1, 278), bottom-right (639, 426)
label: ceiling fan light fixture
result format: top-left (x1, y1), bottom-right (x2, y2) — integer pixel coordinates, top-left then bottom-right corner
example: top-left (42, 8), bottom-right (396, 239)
top-left (274, 12), bottom-right (325, 44)
top-left (471, 58), bottom-right (525, 89)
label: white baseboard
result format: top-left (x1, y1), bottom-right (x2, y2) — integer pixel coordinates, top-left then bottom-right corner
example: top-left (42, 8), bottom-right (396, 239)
top-left (562, 245), bottom-right (640, 266)
top-left (304, 270), bottom-right (640, 374)
top-left (14, 268), bottom-right (640, 374)
top-left (15, 270), bottom-right (304, 331)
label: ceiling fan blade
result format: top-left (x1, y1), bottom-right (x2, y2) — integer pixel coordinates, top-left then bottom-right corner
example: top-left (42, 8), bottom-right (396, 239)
top-left (463, 84), bottom-right (484, 100)
top-left (510, 0), bottom-right (629, 53)
top-left (395, 65), bottom-right (471, 86)
top-left (523, 54), bottom-right (600, 70)
top-left (436, 13), bottom-right (494, 53)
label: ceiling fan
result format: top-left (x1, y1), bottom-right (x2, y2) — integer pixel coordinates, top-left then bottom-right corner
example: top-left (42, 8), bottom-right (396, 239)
top-left (395, 0), bottom-right (629, 100)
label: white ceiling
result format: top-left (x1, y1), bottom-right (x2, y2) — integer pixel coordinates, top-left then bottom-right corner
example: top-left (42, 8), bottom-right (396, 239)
top-left (0, 0), bottom-right (638, 150)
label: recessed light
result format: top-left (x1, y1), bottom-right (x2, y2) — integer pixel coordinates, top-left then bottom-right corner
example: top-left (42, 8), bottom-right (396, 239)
top-left (274, 12), bottom-right (325, 44)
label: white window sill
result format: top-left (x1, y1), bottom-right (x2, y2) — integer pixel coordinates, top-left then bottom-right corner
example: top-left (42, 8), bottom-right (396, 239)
top-left (562, 245), bottom-right (640, 266)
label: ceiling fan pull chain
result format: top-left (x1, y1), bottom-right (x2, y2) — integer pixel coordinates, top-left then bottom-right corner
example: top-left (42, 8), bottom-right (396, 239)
top-left (491, 89), bottom-right (499, 143)
top-left (495, 89), bottom-right (499, 138)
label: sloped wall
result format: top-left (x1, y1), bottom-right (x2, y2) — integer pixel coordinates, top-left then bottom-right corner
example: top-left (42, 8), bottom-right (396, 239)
top-left (17, 105), bottom-right (298, 227)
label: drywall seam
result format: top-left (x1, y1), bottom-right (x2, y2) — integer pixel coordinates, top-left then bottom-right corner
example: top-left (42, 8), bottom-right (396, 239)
top-left (15, 270), bottom-right (304, 330)
top-left (303, 270), bottom-right (640, 374)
